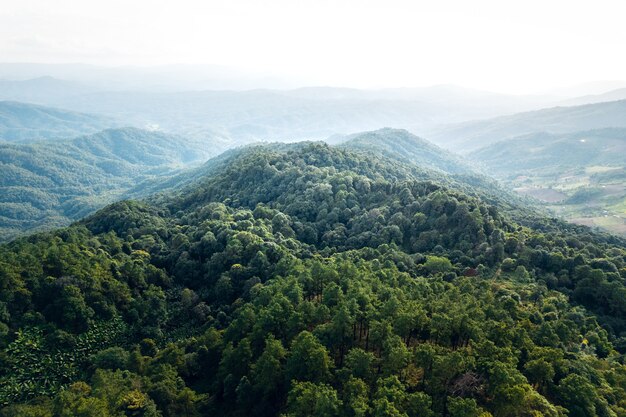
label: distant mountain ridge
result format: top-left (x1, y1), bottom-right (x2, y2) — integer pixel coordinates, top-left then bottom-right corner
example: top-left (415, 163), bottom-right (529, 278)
top-left (4, 75), bottom-right (626, 153)
top-left (0, 82), bottom-right (563, 145)
top-left (427, 99), bottom-right (626, 152)
top-left (0, 76), bottom-right (93, 103)
top-left (0, 100), bottom-right (116, 142)
top-left (470, 128), bottom-right (626, 175)
top-left (561, 87), bottom-right (626, 106)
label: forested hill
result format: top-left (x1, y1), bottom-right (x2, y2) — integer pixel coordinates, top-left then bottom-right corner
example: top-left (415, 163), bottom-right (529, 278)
top-left (0, 127), bottom-right (212, 241)
top-left (139, 131), bottom-right (536, 225)
top-left (332, 128), bottom-right (473, 175)
top-left (0, 101), bottom-right (115, 142)
top-left (1, 142), bottom-right (626, 416)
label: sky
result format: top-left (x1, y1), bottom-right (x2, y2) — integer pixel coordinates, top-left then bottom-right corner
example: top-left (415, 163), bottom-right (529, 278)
top-left (1, 0), bottom-right (626, 94)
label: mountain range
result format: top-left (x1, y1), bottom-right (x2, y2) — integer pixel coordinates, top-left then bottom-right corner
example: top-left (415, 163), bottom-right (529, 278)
top-left (0, 76), bottom-right (563, 144)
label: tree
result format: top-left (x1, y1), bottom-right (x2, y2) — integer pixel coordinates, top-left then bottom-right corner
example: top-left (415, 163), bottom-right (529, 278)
top-left (447, 397), bottom-right (488, 417)
top-left (252, 336), bottom-right (287, 399)
top-left (342, 377), bottom-right (370, 417)
top-left (344, 348), bottom-right (376, 382)
top-left (406, 392), bottom-right (435, 417)
top-left (371, 398), bottom-right (407, 417)
top-left (285, 381), bottom-right (341, 417)
top-left (286, 331), bottom-right (332, 383)
top-left (381, 335), bottom-right (410, 376)
top-left (53, 382), bottom-right (110, 417)
top-left (558, 374), bottom-right (599, 417)
top-left (524, 359), bottom-right (554, 391)
top-left (91, 347), bottom-right (129, 371)
top-left (424, 256), bottom-right (453, 274)
top-left (140, 338), bottom-right (158, 357)
top-left (45, 284), bottom-right (94, 333)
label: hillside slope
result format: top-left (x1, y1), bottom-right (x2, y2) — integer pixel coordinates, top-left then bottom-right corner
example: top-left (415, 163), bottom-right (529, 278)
top-left (1, 142), bottom-right (625, 416)
top-left (0, 127), bottom-right (212, 240)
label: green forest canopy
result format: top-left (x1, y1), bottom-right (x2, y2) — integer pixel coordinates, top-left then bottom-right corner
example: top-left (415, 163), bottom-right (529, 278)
top-left (0, 142), bottom-right (625, 416)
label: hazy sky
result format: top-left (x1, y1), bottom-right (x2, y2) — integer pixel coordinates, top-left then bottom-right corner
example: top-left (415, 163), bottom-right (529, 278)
top-left (1, 0), bottom-right (626, 93)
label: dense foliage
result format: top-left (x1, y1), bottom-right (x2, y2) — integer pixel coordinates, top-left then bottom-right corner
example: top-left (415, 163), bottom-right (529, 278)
top-left (1, 142), bottom-right (625, 416)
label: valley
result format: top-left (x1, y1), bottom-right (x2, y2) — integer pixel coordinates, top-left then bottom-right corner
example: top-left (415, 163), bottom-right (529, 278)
top-left (469, 129), bottom-right (626, 236)
top-left (512, 168), bottom-right (626, 235)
